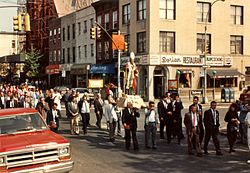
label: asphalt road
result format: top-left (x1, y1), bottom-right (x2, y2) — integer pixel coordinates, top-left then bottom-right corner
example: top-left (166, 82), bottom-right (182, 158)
top-left (58, 103), bottom-right (250, 173)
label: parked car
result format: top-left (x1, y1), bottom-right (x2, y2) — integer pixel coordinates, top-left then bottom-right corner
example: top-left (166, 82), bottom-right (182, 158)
top-left (54, 86), bottom-right (68, 94)
top-left (0, 108), bottom-right (74, 173)
top-left (71, 88), bottom-right (95, 103)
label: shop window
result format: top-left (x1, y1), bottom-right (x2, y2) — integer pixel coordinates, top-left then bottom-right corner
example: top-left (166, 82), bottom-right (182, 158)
top-left (178, 73), bottom-right (192, 88)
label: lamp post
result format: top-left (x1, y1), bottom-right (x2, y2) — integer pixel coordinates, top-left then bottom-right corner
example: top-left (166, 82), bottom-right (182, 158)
top-left (176, 70), bottom-right (181, 94)
top-left (203, 0), bottom-right (225, 103)
top-left (213, 70), bottom-right (217, 100)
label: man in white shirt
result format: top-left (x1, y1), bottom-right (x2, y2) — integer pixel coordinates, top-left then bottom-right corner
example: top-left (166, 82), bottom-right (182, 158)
top-left (78, 96), bottom-right (90, 134)
top-left (144, 101), bottom-right (159, 149)
top-left (104, 95), bottom-right (117, 142)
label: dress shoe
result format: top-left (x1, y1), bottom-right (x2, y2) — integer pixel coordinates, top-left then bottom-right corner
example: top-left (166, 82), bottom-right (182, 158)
top-left (197, 153), bottom-right (202, 157)
top-left (216, 151), bottom-right (223, 156)
top-left (145, 146), bottom-right (151, 149)
top-left (152, 146), bottom-right (157, 149)
top-left (204, 151), bottom-right (208, 155)
top-left (188, 152), bottom-right (194, 155)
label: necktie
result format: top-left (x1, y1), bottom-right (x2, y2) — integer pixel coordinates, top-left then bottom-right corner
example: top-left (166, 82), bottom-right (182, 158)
top-left (193, 113), bottom-right (196, 126)
top-left (213, 110), bottom-right (216, 125)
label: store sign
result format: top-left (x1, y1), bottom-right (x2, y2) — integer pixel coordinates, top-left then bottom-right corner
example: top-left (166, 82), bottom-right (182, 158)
top-left (161, 55), bottom-right (183, 65)
top-left (121, 56), bottom-right (140, 66)
top-left (183, 56), bottom-right (203, 66)
top-left (206, 56), bottom-right (224, 66)
top-left (190, 90), bottom-right (203, 95)
top-left (149, 55), bottom-right (160, 65)
top-left (224, 57), bottom-right (232, 66)
top-left (59, 64), bottom-right (72, 71)
top-left (88, 79), bottom-right (103, 88)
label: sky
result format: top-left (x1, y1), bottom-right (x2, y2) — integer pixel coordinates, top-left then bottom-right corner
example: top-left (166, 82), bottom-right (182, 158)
top-left (0, 0), bottom-right (19, 32)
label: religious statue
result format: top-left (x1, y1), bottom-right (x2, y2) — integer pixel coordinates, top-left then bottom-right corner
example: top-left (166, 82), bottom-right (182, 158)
top-left (125, 52), bottom-right (138, 94)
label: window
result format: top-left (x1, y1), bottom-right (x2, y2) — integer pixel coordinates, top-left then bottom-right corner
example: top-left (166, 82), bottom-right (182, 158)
top-left (53, 50), bottom-right (56, 62)
top-left (97, 15), bottom-right (102, 25)
top-left (67, 25), bottom-right (70, 40)
top-left (57, 50), bottom-right (61, 62)
top-left (78, 22), bottom-right (81, 35)
top-left (197, 33), bottom-right (211, 54)
top-left (12, 40), bottom-right (15, 48)
top-left (62, 48), bottom-right (65, 64)
top-left (113, 11), bottom-right (118, 29)
top-left (104, 41), bottom-right (109, 59)
top-left (72, 47), bottom-right (76, 63)
top-left (49, 30), bottom-right (53, 37)
top-left (122, 4), bottom-right (130, 24)
top-left (63, 27), bottom-right (65, 41)
top-left (231, 5), bottom-right (243, 25)
top-left (97, 42), bottom-right (102, 60)
top-left (67, 47), bottom-right (70, 63)
top-left (84, 45), bottom-right (87, 58)
top-left (230, 35), bottom-right (243, 54)
top-left (78, 46), bottom-right (81, 60)
top-left (105, 13), bottom-right (110, 30)
top-left (137, 32), bottom-right (146, 53)
top-left (58, 28), bottom-right (61, 40)
top-left (90, 18), bottom-right (94, 28)
top-left (137, 0), bottom-right (146, 20)
top-left (159, 0), bottom-right (175, 20)
top-left (159, 31), bottom-right (175, 53)
top-left (91, 44), bottom-right (94, 57)
top-left (197, 2), bottom-right (210, 22)
top-left (84, 20), bottom-right (87, 33)
top-left (72, 24), bottom-right (75, 39)
top-left (49, 51), bottom-right (52, 62)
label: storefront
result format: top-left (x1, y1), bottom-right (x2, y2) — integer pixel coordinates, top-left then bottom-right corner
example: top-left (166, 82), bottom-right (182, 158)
top-left (46, 64), bottom-right (60, 87)
top-left (59, 64), bottom-right (72, 87)
top-left (70, 64), bottom-right (90, 88)
top-left (137, 54), bottom-right (237, 101)
top-left (90, 64), bottom-right (115, 86)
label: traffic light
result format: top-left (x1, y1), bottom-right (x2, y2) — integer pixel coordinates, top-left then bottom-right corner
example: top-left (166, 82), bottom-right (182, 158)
top-left (124, 42), bottom-right (128, 52)
top-left (96, 27), bottom-right (101, 39)
top-left (205, 44), bottom-right (210, 54)
top-left (24, 13), bottom-right (31, 32)
top-left (13, 14), bottom-right (22, 31)
top-left (90, 27), bottom-right (96, 39)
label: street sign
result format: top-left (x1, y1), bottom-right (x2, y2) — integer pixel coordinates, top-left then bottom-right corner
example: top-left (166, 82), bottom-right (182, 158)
top-left (112, 35), bottom-right (125, 50)
top-left (62, 70), bottom-right (66, 77)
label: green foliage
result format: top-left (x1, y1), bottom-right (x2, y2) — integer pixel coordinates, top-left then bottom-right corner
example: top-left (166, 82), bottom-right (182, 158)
top-left (24, 49), bottom-right (43, 77)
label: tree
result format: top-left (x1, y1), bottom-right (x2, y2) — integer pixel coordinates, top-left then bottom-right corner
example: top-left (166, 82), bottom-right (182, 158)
top-left (24, 49), bottom-right (43, 77)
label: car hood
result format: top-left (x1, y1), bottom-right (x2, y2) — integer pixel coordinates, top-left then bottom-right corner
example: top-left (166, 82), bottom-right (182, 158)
top-left (0, 130), bottom-right (68, 153)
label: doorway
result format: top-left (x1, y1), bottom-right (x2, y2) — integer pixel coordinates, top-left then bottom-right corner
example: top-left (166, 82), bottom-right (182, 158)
top-left (154, 66), bottom-right (165, 99)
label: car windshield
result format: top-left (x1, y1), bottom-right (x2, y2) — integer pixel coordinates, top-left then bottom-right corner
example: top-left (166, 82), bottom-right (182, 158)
top-left (0, 113), bottom-right (47, 135)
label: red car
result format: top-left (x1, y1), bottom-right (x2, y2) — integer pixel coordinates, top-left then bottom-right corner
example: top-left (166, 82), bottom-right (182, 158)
top-left (0, 108), bottom-right (73, 173)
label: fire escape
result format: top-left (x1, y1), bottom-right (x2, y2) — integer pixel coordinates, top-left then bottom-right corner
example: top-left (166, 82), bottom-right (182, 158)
top-left (26, 0), bottom-right (57, 66)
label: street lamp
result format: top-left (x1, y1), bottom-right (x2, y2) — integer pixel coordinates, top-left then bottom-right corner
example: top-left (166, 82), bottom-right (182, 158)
top-left (203, 0), bottom-right (225, 103)
top-left (176, 70), bottom-right (181, 94)
top-left (213, 70), bottom-right (217, 100)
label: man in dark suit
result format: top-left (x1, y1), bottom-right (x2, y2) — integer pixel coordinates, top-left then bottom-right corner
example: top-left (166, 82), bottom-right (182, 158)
top-left (0, 91), bottom-right (4, 109)
top-left (157, 94), bottom-right (168, 139)
top-left (184, 105), bottom-right (202, 157)
top-left (6, 96), bottom-right (18, 108)
top-left (94, 93), bottom-right (103, 129)
top-left (189, 96), bottom-right (204, 146)
top-left (46, 103), bottom-right (61, 132)
top-left (122, 101), bottom-right (140, 150)
top-left (203, 101), bottom-right (222, 155)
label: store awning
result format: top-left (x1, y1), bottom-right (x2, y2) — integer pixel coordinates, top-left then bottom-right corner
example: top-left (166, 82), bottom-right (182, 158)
top-left (46, 64), bottom-right (59, 75)
top-left (70, 64), bottom-right (89, 75)
top-left (178, 69), bottom-right (193, 74)
top-left (90, 64), bottom-right (115, 74)
top-left (207, 69), bottom-right (243, 78)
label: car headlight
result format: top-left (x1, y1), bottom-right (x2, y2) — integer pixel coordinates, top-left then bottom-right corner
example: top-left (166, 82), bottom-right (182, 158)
top-left (0, 157), bottom-right (4, 164)
top-left (59, 147), bottom-right (69, 156)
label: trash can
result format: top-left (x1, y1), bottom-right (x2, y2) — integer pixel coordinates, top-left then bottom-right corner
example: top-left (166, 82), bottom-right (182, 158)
top-left (221, 88), bottom-right (230, 103)
top-left (228, 88), bottom-right (235, 102)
